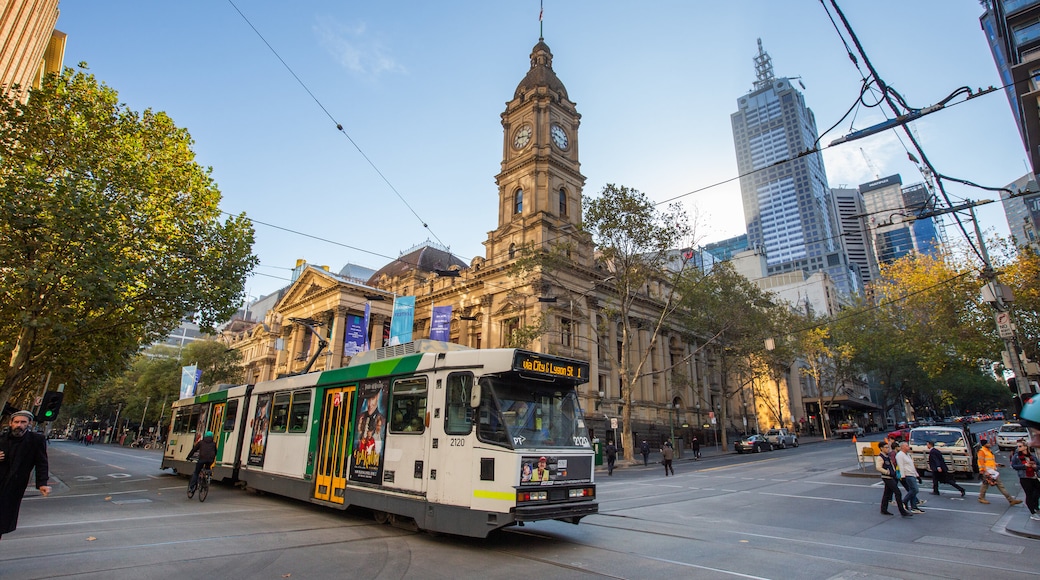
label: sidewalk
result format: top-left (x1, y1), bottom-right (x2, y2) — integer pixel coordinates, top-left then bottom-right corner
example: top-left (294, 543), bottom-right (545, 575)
top-left (596, 433), bottom-right (829, 472)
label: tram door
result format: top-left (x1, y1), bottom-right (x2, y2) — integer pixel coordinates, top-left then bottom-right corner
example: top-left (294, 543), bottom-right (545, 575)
top-left (209, 403), bottom-right (226, 456)
top-left (314, 386), bottom-right (355, 504)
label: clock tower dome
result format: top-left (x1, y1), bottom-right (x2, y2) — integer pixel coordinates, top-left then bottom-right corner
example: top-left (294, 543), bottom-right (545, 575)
top-left (485, 39), bottom-right (591, 268)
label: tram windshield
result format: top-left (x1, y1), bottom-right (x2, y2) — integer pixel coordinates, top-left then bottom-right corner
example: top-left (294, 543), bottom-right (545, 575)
top-left (478, 376), bottom-right (591, 449)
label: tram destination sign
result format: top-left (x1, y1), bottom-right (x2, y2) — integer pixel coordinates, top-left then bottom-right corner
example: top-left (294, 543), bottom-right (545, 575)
top-left (513, 351), bottom-right (589, 383)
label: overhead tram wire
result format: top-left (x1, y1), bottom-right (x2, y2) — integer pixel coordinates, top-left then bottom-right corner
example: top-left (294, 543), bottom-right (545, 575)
top-left (223, 1), bottom-right (1022, 294)
top-left (225, 0), bottom-right (446, 250)
top-left (823, 0), bottom-right (989, 266)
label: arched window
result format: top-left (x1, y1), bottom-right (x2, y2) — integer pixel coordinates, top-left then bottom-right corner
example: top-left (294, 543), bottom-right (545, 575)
top-left (514, 189), bottom-right (523, 214)
top-left (559, 188), bottom-right (567, 216)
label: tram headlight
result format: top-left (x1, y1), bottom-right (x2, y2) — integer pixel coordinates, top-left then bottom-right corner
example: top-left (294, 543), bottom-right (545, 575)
top-left (517, 490), bottom-right (548, 502)
top-left (568, 487), bottom-right (594, 499)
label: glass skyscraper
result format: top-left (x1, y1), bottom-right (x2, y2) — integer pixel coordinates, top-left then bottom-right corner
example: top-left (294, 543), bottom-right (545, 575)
top-left (731, 40), bottom-right (858, 296)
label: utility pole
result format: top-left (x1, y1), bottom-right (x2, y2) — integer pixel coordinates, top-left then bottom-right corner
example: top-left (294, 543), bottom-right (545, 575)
top-left (972, 207), bottom-right (1031, 407)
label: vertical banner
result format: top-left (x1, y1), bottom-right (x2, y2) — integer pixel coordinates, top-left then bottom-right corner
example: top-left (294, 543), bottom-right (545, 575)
top-left (180, 365), bottom-right (198, 399)
top-left (389, 296), bottom-right (415, 346)
top-left (350, 379), bottom-right (389, 483)
top-left (363, 302), bottom-right (372, 351)
top-left (248, 394), bottom-right (273, 466)
top-left (429, 305), bottom-right (453, 341)
top-left (343, 314), bottom-right (365, 357)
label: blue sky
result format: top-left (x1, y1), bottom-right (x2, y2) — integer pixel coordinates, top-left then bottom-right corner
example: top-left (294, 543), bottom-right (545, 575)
top-left (55, 1), bottom-right (1021, 300)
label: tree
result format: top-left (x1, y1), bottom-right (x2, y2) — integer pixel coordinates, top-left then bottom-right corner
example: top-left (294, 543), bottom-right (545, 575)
top-left (583, 184), bottom-right (691, 461)
top-left (0, 66), bottom-right (257, 409)
top-left (673, 261), bottom-right (778, 448)
top-left (78, 340), bottom-right (243, 437)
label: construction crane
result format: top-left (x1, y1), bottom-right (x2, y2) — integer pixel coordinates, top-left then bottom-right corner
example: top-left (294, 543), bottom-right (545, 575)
top-left (860, 147), bottom-right (880, 180)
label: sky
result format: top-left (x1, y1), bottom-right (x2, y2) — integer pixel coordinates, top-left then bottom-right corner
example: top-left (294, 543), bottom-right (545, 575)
top-left (54, 1), bottom-right (1024, 301)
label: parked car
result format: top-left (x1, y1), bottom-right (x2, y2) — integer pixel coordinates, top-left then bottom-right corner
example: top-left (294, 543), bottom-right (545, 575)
top-left (734, 434), bottom-right (773, 454)
top-left (995, 423), bottom-right (1029, 450)
top-left (763, 428), bottom-right (799, 449)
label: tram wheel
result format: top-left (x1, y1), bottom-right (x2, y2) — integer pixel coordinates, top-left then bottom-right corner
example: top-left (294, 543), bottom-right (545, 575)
top-left (373, 510), bottom-right (389, 524)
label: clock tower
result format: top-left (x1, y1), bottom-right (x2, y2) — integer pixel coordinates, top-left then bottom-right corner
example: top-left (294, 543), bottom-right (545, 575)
top-left (485, 39), bottom-right (590, 268)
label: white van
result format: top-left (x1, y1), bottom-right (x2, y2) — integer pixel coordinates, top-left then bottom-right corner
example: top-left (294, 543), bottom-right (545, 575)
top-left (908, 425), bottom-right (978, 478)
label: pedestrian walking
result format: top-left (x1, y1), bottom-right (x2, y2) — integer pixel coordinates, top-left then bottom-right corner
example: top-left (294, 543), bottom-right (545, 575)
top-left (692, 436), bottom-right (701, 460)
top-left (661, 441), bottom-right (674, 476)
top-left (1010, 439), bottom-right (1040, 520)
top-left (0, 410), bottom-right (52, 540)
top-left (926, 440), bottom-right (965, 497)
top-left (640, 440), bottom-right (650, 467)
top-left (876, 440), bottom-right (912, 517)
top-left (605, 441), bottom-right (617, 476)
top-left (896, 442), bottom-right (925, 513)
top-left (977, 437), bottom-right (1022, 506)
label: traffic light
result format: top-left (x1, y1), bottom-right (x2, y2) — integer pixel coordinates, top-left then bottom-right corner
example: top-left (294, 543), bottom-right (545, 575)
top-left (39, 391), bottom-right (63, 421)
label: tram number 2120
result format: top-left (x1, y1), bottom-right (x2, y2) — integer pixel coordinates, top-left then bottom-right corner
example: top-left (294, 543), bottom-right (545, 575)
top-left (450, 438), bottom-right (466, 447)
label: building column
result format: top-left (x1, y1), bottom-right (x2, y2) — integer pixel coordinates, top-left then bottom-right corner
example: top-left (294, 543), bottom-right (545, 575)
top-left (328, 307), bottom-right (347, 369)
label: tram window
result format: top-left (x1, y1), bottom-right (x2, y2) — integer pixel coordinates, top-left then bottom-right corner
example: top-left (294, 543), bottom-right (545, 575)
top-left (390, 378), bottom-right (427, 433)
top-left (476, 381), bottom-right (509, 446)
top-left (288, 391), bottom-right (311, 433)
top-left (187, 406), bottom-right (201, 433)
top-left (270, 392), bottom-right (291, 433)
top-left (173, 410), bottom-right (188, 433)
top-left (445, 373), bottom-right (474, 435)
top-left (223, 400), bottom-right (239, 432)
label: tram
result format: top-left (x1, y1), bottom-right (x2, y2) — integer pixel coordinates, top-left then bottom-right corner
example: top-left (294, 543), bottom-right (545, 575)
top-left (161, 340), bottom-right (598, 538)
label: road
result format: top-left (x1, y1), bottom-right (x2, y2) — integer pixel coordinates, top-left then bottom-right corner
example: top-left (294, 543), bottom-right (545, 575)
top-left (1, 422), bottom-right (1037, 579)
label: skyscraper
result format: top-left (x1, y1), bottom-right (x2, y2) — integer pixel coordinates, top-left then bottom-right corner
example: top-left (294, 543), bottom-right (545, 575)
top-left (859, 175), bottom-right (943, 265)
top-left (980, 0), bottom-right (1040, 176)
top-left (831, 187), bottom-right (877, 292)
top-left (731, 40), bottom-right (859, 296)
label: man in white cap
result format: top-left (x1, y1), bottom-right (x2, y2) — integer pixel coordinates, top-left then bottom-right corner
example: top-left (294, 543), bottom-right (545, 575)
top-left (0, 410), bottom-right (52, 539)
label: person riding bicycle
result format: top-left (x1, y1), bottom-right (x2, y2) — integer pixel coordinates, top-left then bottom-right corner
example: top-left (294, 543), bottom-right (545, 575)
top-left (188, 431), bottom-right (217, 492)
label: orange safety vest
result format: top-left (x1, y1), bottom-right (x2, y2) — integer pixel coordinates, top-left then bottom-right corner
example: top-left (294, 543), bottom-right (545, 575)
top-left (978, 445), bottom-right (997, 471)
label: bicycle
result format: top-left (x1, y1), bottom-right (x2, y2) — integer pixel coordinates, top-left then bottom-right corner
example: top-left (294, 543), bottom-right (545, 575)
top-left (187, 462), bottom-right (212, 502)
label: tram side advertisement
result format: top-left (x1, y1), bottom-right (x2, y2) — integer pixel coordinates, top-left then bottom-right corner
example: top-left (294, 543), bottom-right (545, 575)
top-left (350, 379), bottom-right (389, 484)
top-left (519, 455), bottom-right (592, 486)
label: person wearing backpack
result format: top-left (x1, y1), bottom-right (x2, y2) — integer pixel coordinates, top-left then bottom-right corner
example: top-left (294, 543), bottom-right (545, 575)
top-left (876, 440), bottom-right (912, 517)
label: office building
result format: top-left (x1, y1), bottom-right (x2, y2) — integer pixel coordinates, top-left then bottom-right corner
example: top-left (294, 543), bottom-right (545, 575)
top-left (1001, 173), bottom-right (1040, 249)
top-left (980, 0), bottom-right (1040, 175)
top-left (731, 39), bottom-right (859, 297)
top-left (859, 175), bottom-right (942, 265)
top-left (831, 187), bottom-right (878, 292)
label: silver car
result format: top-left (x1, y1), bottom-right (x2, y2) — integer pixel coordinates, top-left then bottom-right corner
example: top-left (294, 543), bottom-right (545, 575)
top-left (996, 423), bottom-right (1028, 450)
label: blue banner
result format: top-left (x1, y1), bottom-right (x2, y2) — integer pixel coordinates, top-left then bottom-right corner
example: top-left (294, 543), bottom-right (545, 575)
top-left (344, 314), bottom-right (366, 356)
top-left (180, 365), bottom-right (198, 399)
top-left (389, 296), bottom-right (415, 346)
top-left (430, 305), bottom-right (452, 341)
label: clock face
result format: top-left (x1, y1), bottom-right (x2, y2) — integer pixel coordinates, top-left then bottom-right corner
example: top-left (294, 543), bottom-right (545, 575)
top-left (513, 124), bottom-right (532, 149)
top-left (550, 123), bottom-right (569, 149)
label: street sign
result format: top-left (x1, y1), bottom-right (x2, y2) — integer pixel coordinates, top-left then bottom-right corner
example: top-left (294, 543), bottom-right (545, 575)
top-left (610, 417), bottom-right (618, 429)
top-left (996, 311), bottom-right (1014, 339)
